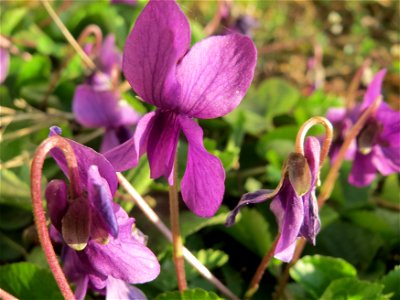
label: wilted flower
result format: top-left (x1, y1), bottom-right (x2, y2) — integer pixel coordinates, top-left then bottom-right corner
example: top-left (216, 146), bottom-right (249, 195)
top-left (46, 127), bottom-right (159, 299)
top-left (327, 69), bottom-right (400, 187)
top-left (73, 33), bottom-right (139, 152)
top-left (226, 137), bottom-right (321, 262)
top-left (109, 0), bottom-right (257, 217)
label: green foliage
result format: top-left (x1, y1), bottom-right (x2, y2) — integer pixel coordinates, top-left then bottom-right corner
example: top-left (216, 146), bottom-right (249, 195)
top-left (320, 278), bottom-right (385, 300)
top-left (381, 265), bottom-right (400, 299)
top-left (290, 255), bottom-right (357, 298)
top-left (156, 288), bottom-right (221, 300)
top-left (0, 169), bottom-right (32, 210)
top-left (0, 262), bottom-right (63, 299)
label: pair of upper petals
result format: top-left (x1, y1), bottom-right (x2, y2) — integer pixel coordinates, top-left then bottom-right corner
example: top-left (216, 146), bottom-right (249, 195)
top-left (123, 0), bottom-right (257, 119)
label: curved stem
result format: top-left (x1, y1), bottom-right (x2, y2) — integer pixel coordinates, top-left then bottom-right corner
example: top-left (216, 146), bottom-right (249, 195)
top-left (244, 233), bottom-right (281, 300)
top-left (31, 135), bottom-right (81, 300)
top-left (295, 116), bottom-right (333, 168)
top-left (273, 96), bottom-right (382, 300)
top-left (77, 24), bottom-right (103, 57)
top-left (168, 153), bottom-right (187, 291)
top-left (41, 0), bottom-right (96, 71)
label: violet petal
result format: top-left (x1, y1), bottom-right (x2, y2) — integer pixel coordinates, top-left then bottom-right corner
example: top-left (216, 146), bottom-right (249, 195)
top-left (361, 69), bottom-right (386, 110)
top-left (123, 0), bottom-right (190, 108)
top-left (87, 165), bottom-right (119, 238)
top-left (147, 111), bottom-right (180, 184)
top-left (45, 179), bottom-right (68, 231)
top-left (349, 151), bottom-right (377, 187)
top-left (179, 116), bottom-right (225, 217)
top-left (106, 277), bottom-right (147, 300)
top-left (225, 189), bottom-right (274, 227)
top-left (270, 178), bottom-right (304, 262)
top-left (176, 34), bottom-right (257, 119)
top-left (0, 48), bottom-right (9, 84)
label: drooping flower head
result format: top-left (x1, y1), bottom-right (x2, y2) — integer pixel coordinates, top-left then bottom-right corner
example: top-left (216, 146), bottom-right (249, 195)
top-left (226, 137), bottom-right (322, 262)
top-left (45, 127), bottom-right (159, 299)
top-left (326, 69), bottom-right (400, 187)
top-left (112, 0), bottom-right (257, 217)
top-left (73, 30), bottom-right (140, 152)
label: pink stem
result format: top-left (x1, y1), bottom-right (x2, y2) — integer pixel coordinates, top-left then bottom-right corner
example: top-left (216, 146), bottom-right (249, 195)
top-left (31, 135), bottom-right (81, 300)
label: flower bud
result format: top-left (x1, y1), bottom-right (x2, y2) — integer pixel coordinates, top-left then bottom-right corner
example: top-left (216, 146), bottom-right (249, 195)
top-left (287, 152), bottom-right (312, 196)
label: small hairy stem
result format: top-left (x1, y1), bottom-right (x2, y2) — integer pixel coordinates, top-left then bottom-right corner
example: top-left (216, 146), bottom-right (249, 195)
top-left (168, 154), bottom-right (187, 291)
top-left (0, 288), bottom-right (19, 300)
top-left (117, 173), bottom-right (239, 300)
top-left (41, 0), bottom-right (96, 71)
top-left (31, 136), bottom-right (81, 300)
top-left (244, 234), bottom-right (281, 300)
top-left (274, 96), bottom-right (382, 300)
top-left (295, 116), bottom-right (333, 168)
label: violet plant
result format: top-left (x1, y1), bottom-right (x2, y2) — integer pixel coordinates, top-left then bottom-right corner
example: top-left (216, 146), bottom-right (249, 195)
top-left (73, 26), bottom-right (140, 152)
top-left (31, 127), bottom-right (160, 300)
top-left (327, 69), bottom-right (400, 187)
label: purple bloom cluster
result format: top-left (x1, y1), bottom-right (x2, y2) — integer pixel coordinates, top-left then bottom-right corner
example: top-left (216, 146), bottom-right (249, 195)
top-left (107, 0), bottom-right (257, 217)
top-left (73, 34), bottom-right (140, 152)
top-left (226, 137), bottom-right (321, 262)
top-left (327, 70), bottom-right (400, 187)
top-left (46, 127), bottom-right (159, 299)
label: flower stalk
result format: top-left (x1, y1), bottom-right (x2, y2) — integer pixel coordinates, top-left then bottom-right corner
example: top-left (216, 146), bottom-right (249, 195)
top-left (168, 153), bottom-right (187, 291)
top-left (273, 96), bottom-right (382, 300)
top-left (31, 136), bottom-right (80, 300)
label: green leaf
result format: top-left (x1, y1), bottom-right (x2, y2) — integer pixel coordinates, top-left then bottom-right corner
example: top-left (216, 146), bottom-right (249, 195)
top-left (186, 249), bottom-right (229, 280)
top-left (290, 255), bottom-right (357, 298)
top-left (16, 55), bottom-right (51, 86)
top-left (320, 278), bottom-right (384, 300)
top-left (346, 210), bottom-right (396, 239)
top-left (0, 169), bottom-right (31, 210)
top-left (0, 7), bottom-right (28, 35)
top-left (224, 207), bottom-right (272, 257)
top-left (381, 265), bottom-right (400, 299)
top-left (0, 262), bottom-right (63, 299)
top-left (180, 207), bottom-right (230, 239)
top-left (0, 205), bottom-right (32, 230)
top-left (156, 288), bottom-right (222, 300)
top-left (381, 174), bottom-right (400, 204)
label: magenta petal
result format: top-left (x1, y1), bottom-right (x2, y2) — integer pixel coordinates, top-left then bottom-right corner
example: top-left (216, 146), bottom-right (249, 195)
top-left (270, 178), bottom-right (304, 262)
top-left (0, 48), bottom-right (9, 84)
top-left (100, 126), bottom-right (134, 153)
top-left (45, 179), bottom-right (68, 231)
top-left (361, 69), bottom-right (386, 110)
top-left (176, 34), bottom-right (257, 119)
top-left (87, 166), bottom-right (118, 238)
top-left (179, 116), bottom-right (225, 217)
top-left (147, 111), bottom-right (180, 184)
top-left (103, 112), bottom-right (156, 172)
top-left (106, 277), bottom-right (147, 300)
top-left (349, 151), bottom-right (377, 187)
top-left (372, 146), bottom-right (400, 176)
top-left (49, 127), bottom-right (118, 195)
top-left (99, 35), bottom-right (122, 75)
top-left (123, 0), bottom-right (190, 108)
top-left (73, 85), bottom-right (137, 128)
top-left (74, 276), bottom-right (89, 300)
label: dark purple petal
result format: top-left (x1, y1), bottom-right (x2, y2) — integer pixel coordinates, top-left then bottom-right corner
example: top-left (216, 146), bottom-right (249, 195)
top-left (304, 137), bottom-right (321, 185)
top-left (147, 111), bottom-right (180, 184)
top-left (179, 116), bottom-right (225, 217)
top-left (45, 179), bottom-right (68, 231)
top-left (74, 276), bottom-right (89, 300)
top-left (73, 85), bottom-right (139, 129)
top-left (100, 126), bottom-right (134, 153)
top-left (0, 47), bottom-right (9, 84)
top-left (372, 145), bottom-right (400, 176)
top-left (176, 34), bottom-right (257, 119)
top-left (123, 0), bottom-right (190, 108)
top-left (360, 69), bottom-right (386, 110)
top-left (87, 166), bottom-right (118, 238)
top-left (49, 127), bottom-right (118, 195)
top-left (376, 103), bottom-right (400, 148)
top-left (99, 35), bottom-right (122, 75)
top-left (225, 189), bottom-right (274, 227)
top-left (106, 277), bottom-right (147, 300)
top-left (102, 112), bottom-right (156, 172)
top-left (349, 151), bottom-right (377, 187)
top-left (270, 178), bottom-right (304, 262)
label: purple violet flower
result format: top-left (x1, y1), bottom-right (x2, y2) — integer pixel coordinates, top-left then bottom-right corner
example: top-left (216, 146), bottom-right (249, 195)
top-left (73, 34), bottom-right (140, 152)
top-left (108, 0), bottom-right (257, 218)
top-left (0, 47), bottom-right (9, 84)
top-left (326, 69), bottom-right (400, 187)
top-left (45, 126), bottom-right (160, 299)
top-left (226, 137), bottom-right (321, 262)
